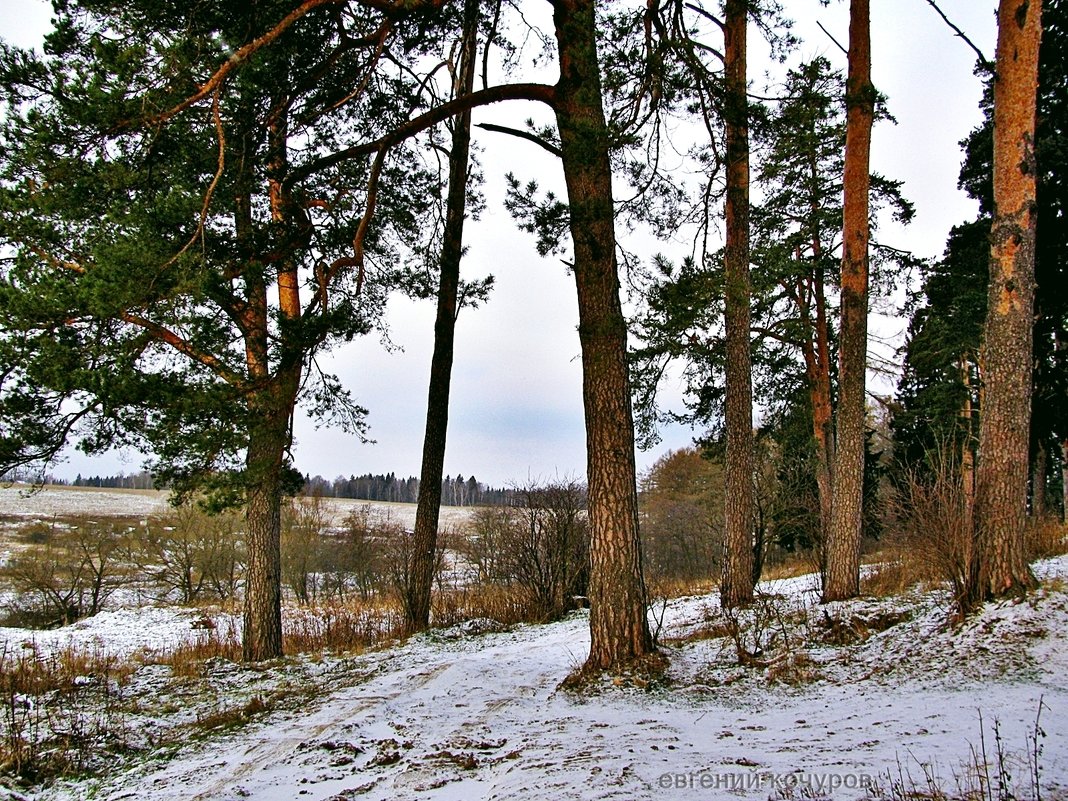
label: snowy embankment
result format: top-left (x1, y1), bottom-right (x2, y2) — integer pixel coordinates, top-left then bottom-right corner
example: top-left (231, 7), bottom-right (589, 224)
top-left (19, 557), bottom-right (1067, 801)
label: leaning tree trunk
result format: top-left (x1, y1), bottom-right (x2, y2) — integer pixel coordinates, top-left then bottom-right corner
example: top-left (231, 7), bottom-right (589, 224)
top-left (553, 0), bottom-right (653, 672)
top-left (406, 0), bottom-right (479, 634)
top-left (824, 0), bottom-right (873, 603)
top-left (720, 0), bottom-right (755, 609)
top-left (965, 0), bottom-right (1042, 611)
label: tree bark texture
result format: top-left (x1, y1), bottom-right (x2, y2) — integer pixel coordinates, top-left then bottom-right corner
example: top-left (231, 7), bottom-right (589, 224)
top-left (960, 354), bottom-right (977, 520)
top-left (1032, 441), bottom-right (1047, 519)
top-left (967, 0), bottom-right (1042, 609)
top-left (720, 0), bottom-right (755, 609)
top-left (1062, 439), bottom-right (1068, 524)
top-left (242, 406), bottom-right (287, 662)
top-left (824, 0), bottom-right (873, 603)
top-left (406, 0), bottom-right (479, 634)
top-left (552, 0), bottom-right (653, 671)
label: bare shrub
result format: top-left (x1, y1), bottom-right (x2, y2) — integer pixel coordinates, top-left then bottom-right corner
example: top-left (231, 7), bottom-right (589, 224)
top-left (638, 449), bottom-right (723, 591)
top-left (2, 518), bottom-right (134, 627)
top-left (284, 599), bottom-right (404, 654)
top-left (869, 701), bottom-right (1049, 801)
top-left (1027, 518), bottom-right (1068, 561)
top-left (870, 462), bottom-right (973, 606)
top-left (461, 506), bottom-right (516, 585)
top-left (281, 494), bottom-right (331, 604)
top-left (722, 591), bottom-right (808, 667)
top-left (141, 505), bottom-right (243, 604)
top-left (431, 584), bottom-right (535, 629)
top-left (0, 644), bottom-right (134, 781)
top-left (336, 506), bottom-right (396, 601)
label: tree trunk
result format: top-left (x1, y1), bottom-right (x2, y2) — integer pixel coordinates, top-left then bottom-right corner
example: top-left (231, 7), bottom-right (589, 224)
top-left (406, 0), bottom-right (479, 634)
top-left (960, 354), bottom-right (976, 519)
top-left (824, 0), bottom-right (873, 603)
top-left (552, 0), bottom-right (653, 672)
top-left (240, 113), bottom-right (301, 662)
top-left (1033, 440), bottom-right (1047, 519)
top-left (798, 245), bottom-right (834, 557)
top-left (243, 406), bottom-right (287, 662)
top-left (720, 0), bottom-right (754, 609)
top-left (966, 0), bottom-right (1042, 610)
top-left (1062, 439), bottom-right (1068, 524)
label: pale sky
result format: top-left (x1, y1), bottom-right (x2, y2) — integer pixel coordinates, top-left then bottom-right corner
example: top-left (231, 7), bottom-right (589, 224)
top-left (0, 1), bottom-right (998, 487)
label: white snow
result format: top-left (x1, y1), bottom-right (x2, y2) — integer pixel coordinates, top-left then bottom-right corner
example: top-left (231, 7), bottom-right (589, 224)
top-left (0, 485), bottom-right (474, 530)
top-left (17, 556), bottom-right (1067, 801)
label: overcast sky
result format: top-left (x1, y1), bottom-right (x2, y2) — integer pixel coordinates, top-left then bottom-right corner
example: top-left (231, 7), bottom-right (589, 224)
top-left (0, 1), bottom-right (999, 487)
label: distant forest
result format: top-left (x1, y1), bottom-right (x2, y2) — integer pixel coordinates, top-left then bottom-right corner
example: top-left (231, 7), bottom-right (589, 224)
top-left (58, 470), bottom-right (512, 507)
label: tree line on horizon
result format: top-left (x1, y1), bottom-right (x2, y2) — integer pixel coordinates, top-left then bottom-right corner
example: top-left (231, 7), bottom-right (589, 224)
top-left (48, 469), bottom-right (515, 507)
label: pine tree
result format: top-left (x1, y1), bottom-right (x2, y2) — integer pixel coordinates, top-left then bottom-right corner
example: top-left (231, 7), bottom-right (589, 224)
top-left (0, 0), bottom-right (447, 660)
top-left (965, 0), bottom-right (1044, 609)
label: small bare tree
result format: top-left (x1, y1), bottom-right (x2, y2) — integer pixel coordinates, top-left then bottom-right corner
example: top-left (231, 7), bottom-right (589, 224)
top-left (2, 518), bottom-right (131, 625)
top-left (281, 494), bottom-right (330, 604)
top-left (142, 506), bottom-right (243, 604)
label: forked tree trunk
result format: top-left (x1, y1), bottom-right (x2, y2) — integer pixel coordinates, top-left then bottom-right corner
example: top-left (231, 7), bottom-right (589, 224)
top-left (552, 0), bottom-right (653, 671)
top-left (966, 0), bottom-right (1042, 610)
top-left (406, 0), bottom-right (479, 634)
top-left (824, 0), bottom-right (873, 603)
top-left (720, 0), bottom-right (755, 609)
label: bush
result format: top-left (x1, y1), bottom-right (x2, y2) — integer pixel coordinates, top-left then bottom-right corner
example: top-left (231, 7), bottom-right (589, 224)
top-left (1, 518), bottom-right (135, 627)
top-left (140, 506), bottom-right (244, 604)
top-left (870, 461), bottom-right (972, 605)
top-left (458, 480), bottom-right (588, 622)
top-left (0, 644), bottom-right (134, 782)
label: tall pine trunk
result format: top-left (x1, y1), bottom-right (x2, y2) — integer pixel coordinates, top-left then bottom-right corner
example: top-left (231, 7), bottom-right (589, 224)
top-left (824, 0), bottom-right (873, 603)
top-left (720, 0), bottom-right (754, 609)
top-left (553, 0), bottom-right (653, 672)
top-left (406, 0), bottom-right (479, 634)
top-left (240, 113), bottom-right (302, 662)
top-left (243, 405), bottom-right (287, 662)
top-left (1062, 440), bottom-right (1068, 524)
top-left (965, 0), bottom-right (1042, 611)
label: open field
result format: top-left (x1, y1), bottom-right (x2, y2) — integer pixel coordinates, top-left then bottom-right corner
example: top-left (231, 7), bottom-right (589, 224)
top-left (0, 484), bottom-right (476, 530)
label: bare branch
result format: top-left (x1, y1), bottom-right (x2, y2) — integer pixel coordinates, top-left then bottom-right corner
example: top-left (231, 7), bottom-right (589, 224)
top-left (146, 0), bottom-right (345, 126)
top-left (816, 21), bottom-right (848, 56)
top-left (922, 0), bottom-right (993, 73)
top-left (285, 82), bottom-right (556, 188)
top-left (475, 122), bottom-right (562, 157)
top-left (118, 313), bottom-right (245, 386)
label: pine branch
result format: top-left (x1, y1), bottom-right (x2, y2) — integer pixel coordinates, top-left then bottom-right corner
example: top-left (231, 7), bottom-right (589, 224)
top-left (118, 313), bottom-right (245, 387)
top-left (475, 123), bottom-right (562, 157)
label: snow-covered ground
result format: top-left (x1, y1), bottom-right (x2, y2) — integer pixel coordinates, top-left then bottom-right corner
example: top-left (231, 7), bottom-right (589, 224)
top-left (11, 556), bottom-right (1065, 801)
top-left (0, 485), bottom-right (475, 529)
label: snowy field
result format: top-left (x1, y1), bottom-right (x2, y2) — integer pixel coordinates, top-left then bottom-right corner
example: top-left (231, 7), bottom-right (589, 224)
top-left (0, 560), bottom-right (1059, 800)
top-left (0, 484), bottom-right (475, 529)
